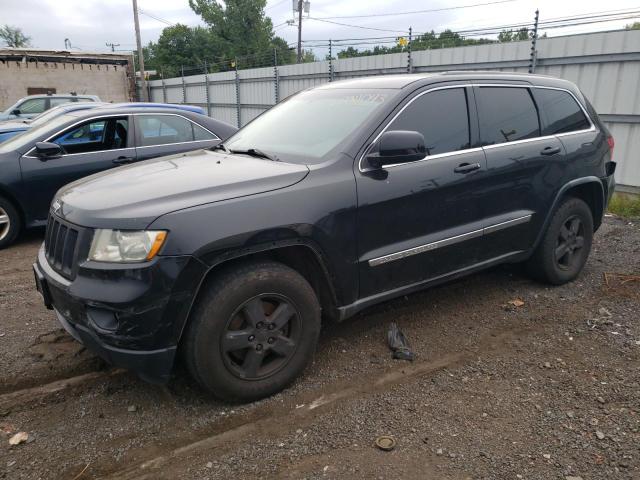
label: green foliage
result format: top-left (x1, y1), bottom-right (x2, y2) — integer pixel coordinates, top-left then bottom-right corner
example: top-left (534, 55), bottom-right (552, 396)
top-left (145, 0), bottom-right (295, 75)
top-left (626, 22), bottom-right (640, 30)
top-left (0, 25), bottom-right (31, 48)
top-left (608, 193), bottom-right (640, 219)
top-left (337, 29), bottom-right (495, 59)
top-left (498, 27), bottom-right (531, 42)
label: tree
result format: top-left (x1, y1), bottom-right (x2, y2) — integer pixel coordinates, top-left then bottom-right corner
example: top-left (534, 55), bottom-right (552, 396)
top-left (626, 22), bottom-right (640, 30)
top-left (498, 27), bottom-right (530, 42)
top-left (0, 25), bottom-right (31, 48)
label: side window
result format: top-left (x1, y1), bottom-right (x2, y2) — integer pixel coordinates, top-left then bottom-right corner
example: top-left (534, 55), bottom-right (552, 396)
top-left (193, 123), bottom-right (217, 141)
top-left (50, 98), bottom-right (73, 108)
top-left (387, 88), bottom-right (470, 156)
top-left (137, 115), bottom-right (195, 147)
top-left (18, 98), bottom-right (46, 114)
top-left (476, 87), bottom-right (540, 145)
top-left (532, 89), bottom-right (591, 135)
top-left (51, 117), bottom-right (128, 155)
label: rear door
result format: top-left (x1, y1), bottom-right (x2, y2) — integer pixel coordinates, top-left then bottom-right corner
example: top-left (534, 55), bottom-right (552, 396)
top-left (474, 85), bottom-right (566, 260)
top-left (134, 113), bottom-right (220, 161)
top-left (19, 115), bottom-right (135, 222)
top-left (356, 85), bottom-right (489, 298)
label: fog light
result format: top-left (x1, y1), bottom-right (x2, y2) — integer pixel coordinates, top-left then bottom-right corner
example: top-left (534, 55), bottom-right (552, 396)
top-left (87, 307), bottom-right (119, 332)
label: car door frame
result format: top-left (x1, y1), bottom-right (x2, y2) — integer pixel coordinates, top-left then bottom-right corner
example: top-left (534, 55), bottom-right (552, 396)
top-left (133, 112), bottom-right (221, 161)
top-left (352, 81), bottom-right (496, 300)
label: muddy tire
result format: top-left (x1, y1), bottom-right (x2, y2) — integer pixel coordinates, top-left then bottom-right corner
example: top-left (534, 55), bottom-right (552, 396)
top-left (526, 197), bottom-right (593, 285)
top-left (0, 196), bottom-right (22, 250)
top-left (183, 261), bottom-right (321, 402)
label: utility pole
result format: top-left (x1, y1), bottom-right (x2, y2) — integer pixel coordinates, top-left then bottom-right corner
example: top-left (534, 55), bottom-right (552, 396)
top-left (105, 42), bottom-right (120, 52)
top-left (297, 0), bottom-right (303, 63)
top-left (132, 0), bottom-right (148, 101)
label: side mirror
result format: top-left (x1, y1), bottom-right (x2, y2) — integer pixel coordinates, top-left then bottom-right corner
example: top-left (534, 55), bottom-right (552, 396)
top-left (35, 142), bottom-right (63, 160)
top-left (366, 130), bottom-right (426, 169)
top-left (11, 109), bottom-right (21, 116)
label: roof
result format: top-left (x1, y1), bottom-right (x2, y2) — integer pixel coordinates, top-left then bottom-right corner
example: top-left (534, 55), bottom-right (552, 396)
top-left (318, 71), bottom-right (574, 90)
top-left (0, 48), bottom-right (132, 66)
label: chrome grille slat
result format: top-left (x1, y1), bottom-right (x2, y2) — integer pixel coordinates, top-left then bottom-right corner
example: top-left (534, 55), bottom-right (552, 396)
top-left (44, 215), bottom-right (80, 279)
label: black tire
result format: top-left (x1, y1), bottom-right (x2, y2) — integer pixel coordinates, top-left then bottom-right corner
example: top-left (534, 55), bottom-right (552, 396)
top-left (526, 197), bottom-right (593, 285)
top-left (183, 260), bottom-right (321, 402)
top-left (0, 196), bottom-right (22, 250)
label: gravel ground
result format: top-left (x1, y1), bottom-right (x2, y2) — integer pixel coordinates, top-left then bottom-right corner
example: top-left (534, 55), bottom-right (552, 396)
top-left (0, 216), bottom-right (638, 480)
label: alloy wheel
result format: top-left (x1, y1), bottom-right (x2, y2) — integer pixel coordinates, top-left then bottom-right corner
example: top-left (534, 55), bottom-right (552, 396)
top-left (555, 215), bottom-right (585, 270)
top-left (0, 207), bottom-right (10, 242)
top-left (221, 294), bottom-right (301, 380)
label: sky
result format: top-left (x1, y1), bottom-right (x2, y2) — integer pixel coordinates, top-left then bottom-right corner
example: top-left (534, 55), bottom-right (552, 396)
top-left (0, 0), bottom-right (638, 56)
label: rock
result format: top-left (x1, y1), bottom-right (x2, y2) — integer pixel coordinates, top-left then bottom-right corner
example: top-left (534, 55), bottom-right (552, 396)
top-left (598, 307), bottom-right (612, 317)
top-left (127, 405), bottom-right (137, 412)
top-left (8, 432), bottom-right (28, 446)
top-left (543, 454), bottom-right (551, 459)
top-left (436, 448), bottom-right (443, 456)
top-left (589, 418), bottom-right (599, 426)
top-left (595, 430), bottom-right (605, 440)
top-left (597, 396), bottom-right (605, 404)
top-left (566, 411), bottom-right (574, 419)
top-left (206, 462), bottom-right (213, 469)
top-left (543, 362), bottom-right (552, 369)
top-left (565, 477), bottom-right (584, 480)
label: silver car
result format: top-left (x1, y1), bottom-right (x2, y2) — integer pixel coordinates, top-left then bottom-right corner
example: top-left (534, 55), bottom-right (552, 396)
top-left (0, 94), bottom-right (101, 121)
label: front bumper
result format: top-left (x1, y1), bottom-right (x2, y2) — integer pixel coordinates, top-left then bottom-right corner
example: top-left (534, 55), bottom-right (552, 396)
top-left (34, 245), bottom-right (207, 384)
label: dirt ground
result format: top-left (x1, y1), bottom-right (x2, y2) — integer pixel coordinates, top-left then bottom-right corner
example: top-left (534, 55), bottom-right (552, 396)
top-left (1, 217), bottom-right (639, 480)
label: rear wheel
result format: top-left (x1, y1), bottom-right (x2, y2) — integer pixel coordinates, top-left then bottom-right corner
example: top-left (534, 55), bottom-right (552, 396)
top-left (526, 197), bottom-right (593, 285)
top-left (0, 197), bottom-right (22, 250)
top-left (184, 261), bottom-right (321, 402)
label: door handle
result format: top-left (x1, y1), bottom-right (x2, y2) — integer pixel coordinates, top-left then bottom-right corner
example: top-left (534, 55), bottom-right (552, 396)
top-left (540, 146), bottom-right (561, 156)
top-left (454, 162), bottom-right (481, 174)
top-left (113, 156), bottom-right (134, 165)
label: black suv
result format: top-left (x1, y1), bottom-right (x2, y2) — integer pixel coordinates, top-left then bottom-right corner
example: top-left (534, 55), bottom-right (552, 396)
top-left (33, 73), bottom-right (616, 402)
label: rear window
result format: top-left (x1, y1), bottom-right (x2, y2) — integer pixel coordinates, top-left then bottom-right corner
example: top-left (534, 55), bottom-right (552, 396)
top-left (532, 88), bottom-right (591, 135)
top-left (476, 87), bottom-right (540, 146)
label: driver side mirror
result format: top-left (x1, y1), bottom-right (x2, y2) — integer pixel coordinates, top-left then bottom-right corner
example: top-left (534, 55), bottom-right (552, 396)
top-left (366, 130), bottom-right (426, 169)
top-left (35, 142), bottom-right (63, 160)
top-left (11, 109), bottom-right (21, 116)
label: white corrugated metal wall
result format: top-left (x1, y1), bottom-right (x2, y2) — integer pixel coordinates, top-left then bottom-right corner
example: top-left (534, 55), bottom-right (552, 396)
top-left (147, 29), bottom-right (640, 191)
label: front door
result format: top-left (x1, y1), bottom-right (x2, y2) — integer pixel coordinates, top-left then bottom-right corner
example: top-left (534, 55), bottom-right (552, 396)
top-left (356, 86), bottom-right (488, 298)
top-left (19, 115), bottom-right (135, 222)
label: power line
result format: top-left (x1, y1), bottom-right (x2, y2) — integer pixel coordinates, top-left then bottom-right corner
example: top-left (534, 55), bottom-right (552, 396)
top-left (313, 0), bottom-right (518, 20)
top-left (266, 0), bottom-right (289, 11)
top-left (138, 8), bottom-right (175, 26)
top-left (308, 17), bottom-right (411, 34)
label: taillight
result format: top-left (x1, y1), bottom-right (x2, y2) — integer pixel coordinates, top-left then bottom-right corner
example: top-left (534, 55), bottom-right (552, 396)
top-left (607, 136), bottom-right (614, 159)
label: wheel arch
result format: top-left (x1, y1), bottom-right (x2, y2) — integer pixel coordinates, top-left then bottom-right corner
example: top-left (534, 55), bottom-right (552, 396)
top-left (176, 240), bottom-right (340, 346)
top-left (533, 176), bottom-right (604, 250)
top-left (0, 185), bottom-right (26, 227)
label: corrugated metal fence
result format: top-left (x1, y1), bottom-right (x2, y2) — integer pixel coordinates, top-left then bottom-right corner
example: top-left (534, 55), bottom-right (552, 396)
top-left (147, 29), bottom-right (640, 191)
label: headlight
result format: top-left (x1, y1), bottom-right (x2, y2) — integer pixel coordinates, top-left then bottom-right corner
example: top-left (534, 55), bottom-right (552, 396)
top-left (88, 230), bottom-right (167, 263)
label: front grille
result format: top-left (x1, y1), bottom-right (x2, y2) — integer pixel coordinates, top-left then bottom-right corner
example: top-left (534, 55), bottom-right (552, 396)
top-left (44, 215), bottom-right (81, 279)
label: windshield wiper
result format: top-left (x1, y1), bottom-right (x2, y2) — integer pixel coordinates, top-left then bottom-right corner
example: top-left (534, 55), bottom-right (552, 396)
top-left (229, 148), bottom-right (279, 162)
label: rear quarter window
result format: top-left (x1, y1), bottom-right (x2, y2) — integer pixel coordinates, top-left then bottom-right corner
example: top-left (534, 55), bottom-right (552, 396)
top-left (532, 88), bottom-right (591, 135)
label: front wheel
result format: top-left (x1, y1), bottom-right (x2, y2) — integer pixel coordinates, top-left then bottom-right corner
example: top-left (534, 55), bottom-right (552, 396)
top-left (526, 197), bottom-right (593, 285)
top-left (183, 261), bottom-right (321, 402)
top-left (0, 197), bottom-right (22, 250)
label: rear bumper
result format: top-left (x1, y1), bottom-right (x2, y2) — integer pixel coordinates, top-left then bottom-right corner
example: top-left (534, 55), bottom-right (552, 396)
top-left (34, 245), bottom-right (207, 384)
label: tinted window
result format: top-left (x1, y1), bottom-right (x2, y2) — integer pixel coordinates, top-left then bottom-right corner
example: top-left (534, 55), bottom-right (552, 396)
top-left (51, 117), bottom-right (128, 154)
top-left (387, 88), bottom-right (470, 155)
top-left (193, 123), bottom-right (217, 141)
top-left (532, 88), bottom-right (590, 135)
top-left (138, 115), bottom-right (194, 146)
top-left (476, 87), bottom-right (540, 145)
top-left (18, 98), bottom-right (46, 114)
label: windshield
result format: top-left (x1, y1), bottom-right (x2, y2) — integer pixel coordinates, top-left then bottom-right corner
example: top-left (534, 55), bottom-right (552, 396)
top-left (0, 114), bottom-right (76, 154)
top-left (224, 88), bottom-right (392, 163)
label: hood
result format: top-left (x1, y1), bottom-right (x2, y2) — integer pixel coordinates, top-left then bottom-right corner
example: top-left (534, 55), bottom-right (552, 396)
top-left (56, 149), bottom-right (309, 229)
